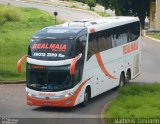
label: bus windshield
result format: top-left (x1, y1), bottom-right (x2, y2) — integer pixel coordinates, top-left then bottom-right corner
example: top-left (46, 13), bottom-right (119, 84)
top-left (28, 38), bottom-right (74, 61)
top-left (27, 70), bottom-right (72, 92)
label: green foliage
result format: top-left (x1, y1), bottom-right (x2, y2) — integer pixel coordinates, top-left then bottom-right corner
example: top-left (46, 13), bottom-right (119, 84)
top-left (86, 0), bottom-right (96, 10)
top-left (148, 33), bottom-right (160, 40)
top-left (0, 4), bottom-right (21, 25)
top-left (97, 0), bottom-right (150, 29)
top-left (96, 0), bottom-right (111, 10)
top-left (95, 11), bottom-right (110, 17)
top-left (104, 84), bottom-right (160, 121)
top-left (0, 4), bottom-right (62, 81)
top-left (73, 0), bottom-right (85, 3)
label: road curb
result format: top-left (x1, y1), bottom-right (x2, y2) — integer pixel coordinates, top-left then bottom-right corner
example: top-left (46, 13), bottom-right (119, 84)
top-left (14, 0), bottom-right (101, 19)
top-left (100, 101), bottom-right (111, 124)
top-left (145, 35), bottom-right (160, 43)
top-left (143, 30), bottom-right (160, 43)
top-left (0, 80), bottom-right (25, 84)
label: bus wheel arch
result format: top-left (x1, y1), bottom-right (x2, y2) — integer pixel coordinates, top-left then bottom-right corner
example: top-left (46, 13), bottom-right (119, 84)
top-left (81, 85), bottom-right (91, 107)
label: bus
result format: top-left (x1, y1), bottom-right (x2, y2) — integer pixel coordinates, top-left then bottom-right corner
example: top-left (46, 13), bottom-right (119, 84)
top-left (17, 17), bottom-right (141, 107)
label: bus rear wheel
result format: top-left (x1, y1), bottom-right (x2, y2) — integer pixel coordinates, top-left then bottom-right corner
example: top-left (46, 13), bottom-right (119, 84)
top-left (119, 73), bottom-right (125, 87)
top-left (125, 71), bottom-right (130, 84)
top-left (81, 88), bottom-right (90, 107)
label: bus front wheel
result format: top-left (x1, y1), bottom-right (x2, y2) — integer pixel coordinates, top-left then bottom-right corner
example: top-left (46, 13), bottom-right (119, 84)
top-left (81, 88), bottom-right (90, 107)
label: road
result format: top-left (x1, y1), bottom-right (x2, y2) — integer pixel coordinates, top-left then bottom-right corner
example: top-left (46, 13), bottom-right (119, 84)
top-left (0, 0), bottom-right (160, 124)
top-left (133, 37), bottom-right (160, 83)
top-left (0, 0), bottom-right (100, 21)
top-left (0, 84), bottom-right (117, 124)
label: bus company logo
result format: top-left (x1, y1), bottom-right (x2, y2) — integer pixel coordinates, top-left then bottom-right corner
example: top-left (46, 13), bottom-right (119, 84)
top-left (32, 43), bottom-right (67, 52)
top-left (123, 42), bottom-right (138, 54)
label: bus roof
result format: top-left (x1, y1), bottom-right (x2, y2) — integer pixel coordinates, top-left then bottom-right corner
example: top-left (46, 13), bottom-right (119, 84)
top-left (32, 26), bottom-right (86, 39)
top-left (63, 16), bottom-right (139, 33)
top-left (32, 16), bottom-right (139, 39)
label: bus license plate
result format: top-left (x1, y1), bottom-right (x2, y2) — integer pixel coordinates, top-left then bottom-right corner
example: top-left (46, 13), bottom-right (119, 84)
top-left (43, 102), bottom-right (52, 106)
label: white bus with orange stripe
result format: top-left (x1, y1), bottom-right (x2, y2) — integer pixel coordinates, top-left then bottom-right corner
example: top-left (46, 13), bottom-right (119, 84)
top-left (17, 17), bottom-right (141, 107)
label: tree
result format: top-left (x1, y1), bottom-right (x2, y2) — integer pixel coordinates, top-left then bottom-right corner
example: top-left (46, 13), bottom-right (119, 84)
top-left (131, 0), bottom-right (150, 29)
top-left (97, 0), bottom-right (150, 29)
top-left (86, 0), bottom-right (96, 10)
top-left (97, 0), bottom-right (111, 10)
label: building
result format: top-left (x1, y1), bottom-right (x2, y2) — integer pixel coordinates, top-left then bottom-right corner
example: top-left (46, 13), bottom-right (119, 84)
top-left (149, 0), bottom-right (160, 31)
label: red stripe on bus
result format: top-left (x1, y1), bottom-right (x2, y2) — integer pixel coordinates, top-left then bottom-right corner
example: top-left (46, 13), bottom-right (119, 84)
top-left (17, 54), bottom-right (27, 73)
top-left (95, 53), bottom-right (117, 79)
top-left (27, 78), bottom-right (91, 107)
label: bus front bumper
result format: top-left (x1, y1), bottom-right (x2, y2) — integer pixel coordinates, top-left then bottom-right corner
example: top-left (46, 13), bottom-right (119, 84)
top-left (27, 95), bottom-right (75, 107)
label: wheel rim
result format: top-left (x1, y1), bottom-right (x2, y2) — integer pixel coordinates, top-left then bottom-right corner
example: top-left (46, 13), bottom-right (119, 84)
top-left (120, 75), bottom-right (124, 87)
top-left (126, 73), bottom-right (130, 83)
top-left (120, 79), bottom-right (124, 87)
top-left (84, 91), bottom-right (89, 102)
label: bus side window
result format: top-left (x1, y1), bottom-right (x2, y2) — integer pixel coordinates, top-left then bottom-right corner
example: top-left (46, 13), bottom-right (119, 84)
top-left (75, 35), bottom-right (87, 56)
top-left (88, 33), bottom-right (98, 60)
top-left (111, 34), bottom-right (116, 48)
top-left (97, 31), bottom-right (113, 52)
top-left (104, 30), bottom-right (113, 50)
top-left (113, 26), bottom-right (128, 47)
top-left (129, 22), bottom-right (140, 42)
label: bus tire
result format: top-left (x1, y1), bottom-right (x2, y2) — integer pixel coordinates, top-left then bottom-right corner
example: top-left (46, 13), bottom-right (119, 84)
top-left (119, 73), bottom-right (125, 87)
top-left (81, 88), bottom-right (90, 107)
top-left (126, 70), bottom-right (130, 84)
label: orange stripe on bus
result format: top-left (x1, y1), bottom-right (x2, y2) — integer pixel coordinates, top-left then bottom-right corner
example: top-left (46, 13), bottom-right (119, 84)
top-left (70, 78), bottom-right (90, 106)
top-left (96, 53), bottom-right (117, 79)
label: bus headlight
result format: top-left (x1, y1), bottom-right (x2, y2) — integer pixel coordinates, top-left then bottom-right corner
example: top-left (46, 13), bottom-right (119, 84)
top-left (62, 92), bottom-right (73, 98)
top-left (64, 94), bottom-right (69, 97)
top-left (64, 92), bottom-right (72, 98)
top-left (27, 93), bottom-right (32, 97)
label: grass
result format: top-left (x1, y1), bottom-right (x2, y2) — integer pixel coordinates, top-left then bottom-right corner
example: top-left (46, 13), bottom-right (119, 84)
top-left (148, 33), bottom-right (160, 40)
top-left (94, 11), bottom-right (110, 17)
top-left (104, 83), bottom-right (160, 123)
top-left (0, 4), bottom-right (62, 81)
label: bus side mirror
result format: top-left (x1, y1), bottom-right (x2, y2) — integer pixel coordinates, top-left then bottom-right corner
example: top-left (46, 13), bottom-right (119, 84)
top-left (17, 55), bottom-right (27, 73)
top-left (70, 53), bottom-right (82, 75)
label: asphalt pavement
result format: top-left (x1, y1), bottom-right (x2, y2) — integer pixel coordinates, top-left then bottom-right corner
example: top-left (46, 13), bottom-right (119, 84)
top-left (133, 37), bottom-right (160, 83)
top-left (0, 84), bottom-right (117, 124)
